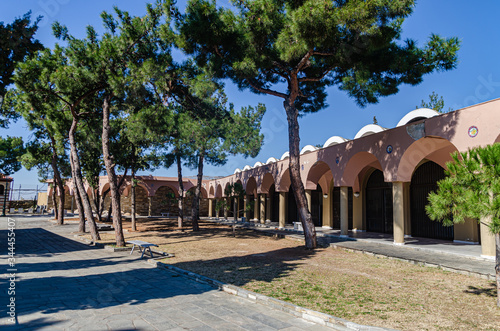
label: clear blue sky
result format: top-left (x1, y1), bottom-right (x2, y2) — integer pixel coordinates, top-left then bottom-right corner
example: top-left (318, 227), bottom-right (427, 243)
top-left (2, 1), bottom-right (500, 198)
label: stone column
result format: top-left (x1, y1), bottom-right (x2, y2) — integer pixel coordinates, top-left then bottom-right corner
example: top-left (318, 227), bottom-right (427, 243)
top-left (322, 187), bottom-right (333, 228)
top-left (392, 182), bottom-right (405, 245)
top-left (340, 186), bottom-right (349, 237)
top-left (266, 194), bottom-right (271, 222)
top-left (352, 189), bottom-right (363, 231)
top-left (254, 195), bottom-right (259, 221)
top-left (148, 196), bottom-right (152, 217)
top-left (305, 190), bottom-right (312, 212)
top-left (243, 196), bottom-right (248, 221)
top-left (260, 194), bottom-right (266, 224)
top-left (71, 195), bottom-right (75, 214)
top-left (208, 198), bottom-right (213, 218)
top-left (480, 216), bottom-right (496, 258)
top-left (279, 192), bottom-right (286, 228)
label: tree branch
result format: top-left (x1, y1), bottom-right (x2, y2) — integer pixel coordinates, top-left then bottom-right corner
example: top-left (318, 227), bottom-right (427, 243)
top-left (298, 67), bottom-right (334, 83)
top-left (294, 49), bottom-right (314, 73)
top-left (246, 80), bottom-right (287, 99)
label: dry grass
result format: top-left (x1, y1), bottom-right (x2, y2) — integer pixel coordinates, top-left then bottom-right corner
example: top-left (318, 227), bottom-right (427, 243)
top-left (85, 218), bottom-right (500, 330)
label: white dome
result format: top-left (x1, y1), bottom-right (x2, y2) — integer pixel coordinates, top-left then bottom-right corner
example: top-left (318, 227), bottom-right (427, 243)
top-left (265, 157), bottom-right (278, 164)
top-left (396, 108), bottom-right (440, 127)
top-left (354, 124), bottom-right (386, 139)
top-left (280, 151), bottom-right (290, 160)
top-left (234, 168), bottom-right (242, 174)
top-left (243, 165), bottom-right (252, 171)
top-left (300, 145), bottom-right (318, 155)
top-left (323, 136), bottom-right (348, 148)
top-left (253, 161), bottom-right (263, 168)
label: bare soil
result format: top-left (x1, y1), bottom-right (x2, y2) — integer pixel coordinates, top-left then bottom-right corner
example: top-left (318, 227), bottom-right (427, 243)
top-left (85, 217), bottom-right (500, 330)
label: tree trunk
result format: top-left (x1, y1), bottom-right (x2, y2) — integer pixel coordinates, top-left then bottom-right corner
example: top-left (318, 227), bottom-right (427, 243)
top-left (176, 152), bottom-right (184, 229)
top-left (496, 233), bottom-right (500, 307)
top-left (131, 167), bottom-right (137, 232)
top-left (99, 189), bottom-right (109, 221)
top-left (102, 94), bottom-right (125, 247)
top-left (69, 117), bottom-right (100, 241)
top-left (233, 197), bottom-right (237, 222)
top-left (284, 99), bottom-right (317, 249)
top-left (51, 186), bottom-right (58, 220)
top-left (74, 183), bottom-right (86, 233)
top-left (49, 135), bottom-right (65, 225)
top-left (192, 153), bottom-right (204, 232)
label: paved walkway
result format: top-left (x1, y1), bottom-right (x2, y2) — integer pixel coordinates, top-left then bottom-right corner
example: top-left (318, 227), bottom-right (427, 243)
top-left (0, 216), bottom-right (339, 331)
top-left (211, 219), bottom-right (496, 280)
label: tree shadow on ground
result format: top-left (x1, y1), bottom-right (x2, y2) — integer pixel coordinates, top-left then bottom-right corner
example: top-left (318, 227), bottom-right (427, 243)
top-left (170, 245), bottom-right (318, 287)
top-left (464, 282), bottom-right (497, 298)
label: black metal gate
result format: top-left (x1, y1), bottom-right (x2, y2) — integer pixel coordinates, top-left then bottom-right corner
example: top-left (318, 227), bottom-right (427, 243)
top-left (410, 161), bottom-right (453, 240)
top-left (366, 170), bottom-right (393, 234)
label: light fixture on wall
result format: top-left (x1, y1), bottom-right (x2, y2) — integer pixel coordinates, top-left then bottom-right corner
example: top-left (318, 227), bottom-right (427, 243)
top-left (354, 192), bottom-right (360, 198)
top-left (323, 193), bottom-right (328, 199)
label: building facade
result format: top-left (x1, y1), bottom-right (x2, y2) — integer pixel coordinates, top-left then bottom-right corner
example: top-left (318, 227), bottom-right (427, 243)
top-left (47, 99), bottom-right (500, 258)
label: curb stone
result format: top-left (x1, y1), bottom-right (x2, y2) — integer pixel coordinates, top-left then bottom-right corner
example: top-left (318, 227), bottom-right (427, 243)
top-left (148, 259), bottom-right (395, 331)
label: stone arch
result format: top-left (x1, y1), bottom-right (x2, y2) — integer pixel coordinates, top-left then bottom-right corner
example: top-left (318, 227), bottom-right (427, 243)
top-left (305, 160), bottom-right (333, 194)
top-left (260, 173), bottom-right (275, 194)
top-left (396, 137), bottom-right (459, 182)
top-left (245, 177), bottom-right (257, 196)
top-left (276, 168), bottom-right (291, 192)
top-left (341, 151), bottom-right (383, 191)
top-left (209, 185), bottom-right (215, 198)
top-left (215, 184), bottom-right (223, 198)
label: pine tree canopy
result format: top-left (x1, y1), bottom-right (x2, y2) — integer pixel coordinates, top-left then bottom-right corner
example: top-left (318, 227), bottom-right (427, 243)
top-left (427, 143), bottom-right (500, 235)
top-left (175, 0), bottom-right (460, 113)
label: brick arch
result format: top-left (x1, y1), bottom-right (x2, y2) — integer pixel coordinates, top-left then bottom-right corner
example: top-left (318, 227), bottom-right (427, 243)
top-left (209, 185), bottom-right (215, 198)
top-left (396, 137), bottom-right (459, 182)
top-left (276, 168), bottom-right (291, 192)
top-left (245, 177), bottom-right (257, 196)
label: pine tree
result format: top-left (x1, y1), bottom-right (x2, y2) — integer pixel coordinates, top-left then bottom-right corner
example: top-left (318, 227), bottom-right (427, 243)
top-left (174, 0), bottom-right (460, 249)
top-left (427, 144), bottom-right (500, 306)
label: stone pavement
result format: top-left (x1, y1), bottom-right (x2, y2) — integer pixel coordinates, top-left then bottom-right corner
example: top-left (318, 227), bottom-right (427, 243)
top-left (0, 216), bottom-right (343, 331)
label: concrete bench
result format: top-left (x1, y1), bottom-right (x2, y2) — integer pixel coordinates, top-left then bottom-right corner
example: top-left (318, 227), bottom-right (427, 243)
top-left (127, 240), bottom-right (159, 259)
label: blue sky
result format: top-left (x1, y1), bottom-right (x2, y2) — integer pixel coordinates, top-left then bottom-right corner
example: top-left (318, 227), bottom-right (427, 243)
top-left (2, 0), bottom-right (500, 198)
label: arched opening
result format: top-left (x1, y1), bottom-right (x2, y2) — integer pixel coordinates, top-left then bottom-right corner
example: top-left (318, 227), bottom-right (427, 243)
top-left (310, 184), bottom-right (323, 227)
top-left (410, 161), bottom-right (454, 240)
top-left (0, 185), bottom-right (4, 196)
top-left (152, 186), bottom-right (177, 217)
top-left (365, 169), bottom-right (393, 234)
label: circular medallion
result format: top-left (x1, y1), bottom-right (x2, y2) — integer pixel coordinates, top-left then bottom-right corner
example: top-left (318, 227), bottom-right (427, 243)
top-left (386, 145), bottom-right (393, 154)
top-left (335, 157), bottom-right (340, 164)
top-left (468, 126), bottom-right (478, 138)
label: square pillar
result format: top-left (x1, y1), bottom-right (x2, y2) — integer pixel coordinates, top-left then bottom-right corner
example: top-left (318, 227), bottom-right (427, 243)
top-left (208, 198), bottom-right (213, 218)
top-left (266, 194), bottom-right (271, 222)
top-left (260, 194), bottom-right (266, 223)
top-left (352, 189), bottom-right (364, 231)
top-left (480, 216), bottom-right (495, 258)
top-left (305, 190), bottom-right (312, 212)
top-left (279, 192), bottom-right (286, 229)
top-left (322, 187), bottom-right (333, 229)
top-left (392, 182), bottom-right (405, 245)
top-left (340, 186), bottom-right (349, 237)
top-left (454, 217), bottom-right (479, 244)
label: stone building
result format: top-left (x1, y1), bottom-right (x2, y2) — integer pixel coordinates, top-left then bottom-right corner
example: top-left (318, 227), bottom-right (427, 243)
top-left (47, 98), bottom-right (500, 258)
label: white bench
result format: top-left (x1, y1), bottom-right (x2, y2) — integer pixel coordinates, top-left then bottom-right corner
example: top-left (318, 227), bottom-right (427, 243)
top-left (127, 240), bottom-right (159, 259)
